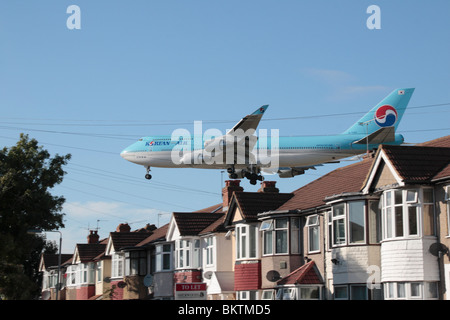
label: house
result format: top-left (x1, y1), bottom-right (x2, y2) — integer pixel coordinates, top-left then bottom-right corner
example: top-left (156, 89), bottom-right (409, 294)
top-left (39, 253), bottom-right (73, 300)
top-left (66, 230), bottom-right (107, 300)
top-left (361, 138), bottom-right (450, 299)
top-left (223, 180), bottom-right (294, 300)
top-left (104, 223), bottom-right (155, 300)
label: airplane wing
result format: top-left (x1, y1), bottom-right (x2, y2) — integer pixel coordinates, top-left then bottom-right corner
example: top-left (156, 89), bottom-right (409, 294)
top-left (226, 105), bottom-right (269, 135)
top-left (203, 105), bottom-right (269, 165)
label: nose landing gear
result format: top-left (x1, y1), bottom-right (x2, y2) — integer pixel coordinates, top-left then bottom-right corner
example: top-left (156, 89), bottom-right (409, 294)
top-left (145, 167), bottom-right (152, 180)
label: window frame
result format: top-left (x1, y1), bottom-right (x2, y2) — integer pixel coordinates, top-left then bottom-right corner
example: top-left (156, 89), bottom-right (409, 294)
top-left (306, 215), bottom-right (320, 253)
top-left (236, 224), bottom-right (259, 260)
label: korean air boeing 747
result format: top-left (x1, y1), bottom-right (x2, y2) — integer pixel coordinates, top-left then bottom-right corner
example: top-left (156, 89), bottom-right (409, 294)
top-left (121, 88), bottom-right (414, 184)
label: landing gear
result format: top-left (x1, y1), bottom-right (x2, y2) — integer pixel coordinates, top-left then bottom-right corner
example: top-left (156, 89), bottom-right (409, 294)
top-left (145, 166), bottom-right (152, 180)
top-left (227, 165), bottom-right (264, 185)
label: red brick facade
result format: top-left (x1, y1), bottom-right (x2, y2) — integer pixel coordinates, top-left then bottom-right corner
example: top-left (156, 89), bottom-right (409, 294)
top-left (173, 270), bottom-right (202, 284)
top-left (75, 285), bottom-right (95, 300)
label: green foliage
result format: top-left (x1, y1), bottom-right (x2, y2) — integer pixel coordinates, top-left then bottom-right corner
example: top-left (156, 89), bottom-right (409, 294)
top-left (0, 134), bottom-right (71, 299)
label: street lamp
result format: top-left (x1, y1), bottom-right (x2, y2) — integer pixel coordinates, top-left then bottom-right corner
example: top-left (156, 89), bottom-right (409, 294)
top-left (28, 229), bottom-right (63, 300)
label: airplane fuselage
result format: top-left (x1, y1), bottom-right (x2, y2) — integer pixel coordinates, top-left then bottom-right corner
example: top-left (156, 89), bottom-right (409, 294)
top-left (120, 133), bottom-right (404, 169)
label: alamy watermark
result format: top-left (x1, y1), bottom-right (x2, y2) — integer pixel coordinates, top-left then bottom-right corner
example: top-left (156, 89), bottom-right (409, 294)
top-left (168, 121), bottom-right (280, 171)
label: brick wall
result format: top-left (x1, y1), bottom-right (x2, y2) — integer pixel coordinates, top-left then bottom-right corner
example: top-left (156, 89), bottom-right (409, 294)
top-left (76, 285), bottom-right (95, 300)
top-left (174, 270), bottom-right (203, 284)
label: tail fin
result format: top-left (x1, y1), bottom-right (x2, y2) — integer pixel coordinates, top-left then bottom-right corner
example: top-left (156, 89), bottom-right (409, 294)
top-left (343, 88), bottom-right (414, 135)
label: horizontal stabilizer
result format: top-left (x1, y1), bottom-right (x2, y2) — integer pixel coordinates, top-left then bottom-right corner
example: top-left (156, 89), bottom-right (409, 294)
top-left (352, 126), bottom-right (395, 145)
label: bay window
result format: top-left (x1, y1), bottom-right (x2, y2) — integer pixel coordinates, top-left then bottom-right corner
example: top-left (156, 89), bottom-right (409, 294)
top-left (382, 188), bottom-right (435, 239)
top-left (175, 239), bottom-right (201, 269)
top-left (125, 250), bottom-right (147, 276)
top-left (261, 218), bottom-right (301, 256)
top-left (331, 203), bottom-right (346, 246)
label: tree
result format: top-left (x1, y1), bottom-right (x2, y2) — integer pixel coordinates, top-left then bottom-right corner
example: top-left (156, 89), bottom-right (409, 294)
top-left (0, 134), bottom-right (71, 299)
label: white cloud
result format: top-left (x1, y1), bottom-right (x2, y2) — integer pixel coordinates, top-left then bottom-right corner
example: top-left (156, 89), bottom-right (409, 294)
top-left (303, 68), bottom-right (389, 101)
top-left (58, 201), bottom-right (171, 253)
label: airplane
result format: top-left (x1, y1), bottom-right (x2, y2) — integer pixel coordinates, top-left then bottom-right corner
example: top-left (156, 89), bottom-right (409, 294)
top-left (121, 88), bottom-right (414, 185)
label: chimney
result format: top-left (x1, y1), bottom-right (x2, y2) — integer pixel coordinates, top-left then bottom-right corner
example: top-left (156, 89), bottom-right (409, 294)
top-left (116, 223), bottom-right (131, 233)
top-left (222, 180), bottom-right (244, 210)
top-left (257, 181), bottom-right (279, 193)
top-left (87, 230), bottom-right (99, 244)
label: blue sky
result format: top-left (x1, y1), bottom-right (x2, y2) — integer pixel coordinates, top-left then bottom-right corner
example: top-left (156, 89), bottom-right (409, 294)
top-left (1, 0), bottom-right (449, 252)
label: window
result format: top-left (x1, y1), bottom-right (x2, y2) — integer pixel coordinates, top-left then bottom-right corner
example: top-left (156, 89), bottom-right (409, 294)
top-left (368, 200), bottom-right (381, 243)
top-left (299, 286), bottom-right (321, 300)
top-left (306, 215), bottom-right (320, 252)
top-left (334, 286), bottom-right (348, 300)
top-left (156, 244), bottom-right (172, 271)
top-left (332, 203), bottom-right (346, 246)
top-left (291, 217), bottom-right (300, 254)
top-left (275, 218), bottom-right (288, 254)
top-left (423, 188), bottom-right (435, 236)
top-left (350, 285), bottom-right (367, 300)
top-left (276, 287), bottom-right (296, 300)
top-left (236, 225), bottom-right (258, 260)
top-left (261, 290), bottom-right (275, 300)
top-left (262, 221), bottom-right (273, 255)
top-left (96, 262), bottom-right (102, 282)
top-left (382, 188), bottom-right (435, 239)
top-left (205, 237), bottom-right (214, 266)
top-left (349, 201), bottom-right (365, 244)
top-left (175, 239), bottom-right (201, 269)
top-left (125, 250), bottom-right (147, 276)
top-left (238, 290), bottom-right (258, 300)
top-left (112, 253), bottom-right (124, 278)
top-left (66, 265), bottom-right (76, 286)
top-left (384, 282), bottom-right (438, 300)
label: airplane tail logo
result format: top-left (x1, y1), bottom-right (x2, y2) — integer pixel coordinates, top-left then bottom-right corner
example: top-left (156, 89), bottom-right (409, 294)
top-left (374, 105), bottom-right (398, 127)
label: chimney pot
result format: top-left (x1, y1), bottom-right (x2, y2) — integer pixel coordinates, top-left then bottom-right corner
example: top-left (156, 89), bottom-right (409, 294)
top-left (116, 223), bottom-right (131, 233)
top-left (258, 181), bottom-right (279, 193)
top-left (87, 230), bottom-right (100, 244)
top-left (222, 179), bottom-right (244, 210)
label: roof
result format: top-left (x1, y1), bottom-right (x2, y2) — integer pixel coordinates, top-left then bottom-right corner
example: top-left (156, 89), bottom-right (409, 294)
top-left (75, 243), bottom-right (107, 262)
top-left (379, 144), bottom-right (450, 183)
top-left (172, 212), bottom-right (225, 236)
top-left (109, 231), bottom-right (153, 251)
top-left (136, 223), bottom-right (170, 246)
top-left (194, 203), bottom-right (224, 213)
top-left (230, 191), bottom-right (294, 222)
top-left (277, 158), bottom-right (374, 212)
top-left (416, 135), bottom-right (450, 148)
top-left (41, 254), bottom-right (73, 270)
top-left (277, 261), bottom-right (322, 285)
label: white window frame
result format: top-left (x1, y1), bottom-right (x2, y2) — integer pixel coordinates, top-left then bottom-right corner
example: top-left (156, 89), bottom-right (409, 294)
top-left (276, 287), bottom-right (296, 300)
top-left (111, 252), bottom-right (124, 279)
top-left (204, 236), bottom-right (214, 266)
top-left (175, 238), bottom-right (201, 269)
top-left (236, 224), bottom-right (258, 260)
top-left (382, 188), bottom-right (435, 240)
top-left (156, 243), bottom-right (172, 272)
top-left (261, 289), bottom-right (275, 300)
top-left (306, 215), bottom-right (320, 253)
top-left (331, 203), bottom-right (346, 246)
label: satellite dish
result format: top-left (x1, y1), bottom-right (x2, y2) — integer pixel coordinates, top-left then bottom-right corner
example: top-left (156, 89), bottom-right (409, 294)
top-left (429, 242), bottom-right (448, 257)
top-left (204, 271), bottom-right (213, 280)
top-left (41, 291), bottom-right (51, 300)
top-left (266, 270), bottom-right (281, 282)
top-left (103, 277), bottom-right (111, 283)
top-left (117, 281), bottom-right (127, 288)
top-left (143, 274), bottom-right (153, 287)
